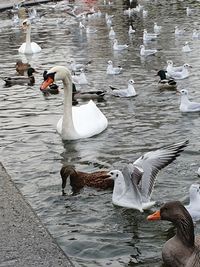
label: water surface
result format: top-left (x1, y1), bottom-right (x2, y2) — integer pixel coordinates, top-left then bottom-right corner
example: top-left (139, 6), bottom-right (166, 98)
top-left (0, 0), bottom-right (200, 266)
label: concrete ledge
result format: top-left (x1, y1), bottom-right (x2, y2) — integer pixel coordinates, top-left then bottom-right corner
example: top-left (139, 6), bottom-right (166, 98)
top-left (0, 162), bottom-right (74, 267)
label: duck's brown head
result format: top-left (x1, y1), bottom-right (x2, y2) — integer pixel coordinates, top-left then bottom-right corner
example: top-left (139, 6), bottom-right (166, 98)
top-left (60, 165), bottom-right (84, 195)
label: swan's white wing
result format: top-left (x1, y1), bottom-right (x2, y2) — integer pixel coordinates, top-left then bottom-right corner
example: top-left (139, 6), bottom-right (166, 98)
top-left (132, 140), bottom-right (189, 201)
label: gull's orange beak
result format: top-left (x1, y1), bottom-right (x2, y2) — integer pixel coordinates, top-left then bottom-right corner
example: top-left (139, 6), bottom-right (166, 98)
top-left (147, 210), bottom-right (161, 221)
top-left (40, 77), bottom-right (54, 91)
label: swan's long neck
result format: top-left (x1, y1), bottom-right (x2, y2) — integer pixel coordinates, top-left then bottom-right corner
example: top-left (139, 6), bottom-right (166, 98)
top-left (62, 75), bottom-right (80, 139)
top-left (25, 25), bottom-right (32, 52)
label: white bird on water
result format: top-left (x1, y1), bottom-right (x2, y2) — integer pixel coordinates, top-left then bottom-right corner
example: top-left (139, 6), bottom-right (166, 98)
top-left (128, 25), bottom-right (135, 34)
top-left (182, 41), bottom-right (191, 53)
top-left (109, 79), bottom-right (137, 97)
top-left (154, 22), bottom-right (162, 34)
top-left (107, 140), bottom-right (189, 211)
top-left (175, 26), bottom-right (185, 36)
top-left (140, 44), bottom-right (157, 56)
top-left (72, 69), bottom-right (88, 85)
top-left (185, 184), bottom-right (200, 221)
top-left (192, 29), bottom-right (199, 39)
top-left (143, 29), bottom-right (158, 42)
top-left (106, 60), bottom-right (123, 75)
top-left (179, 89), bottom-right (200, 112)
top-left (18, 19), bottom-right (41, 54)
top-left (167, 64), bottom-right (192, 80)
top-left (113, 39), bottom-right (129, 51)
top-left (109, 27), bottom-right (116, 38)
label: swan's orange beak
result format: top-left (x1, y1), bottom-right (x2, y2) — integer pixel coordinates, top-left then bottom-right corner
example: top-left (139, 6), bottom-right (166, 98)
top-left (147, 210), bottom-right (161, 221)
top-left (40, 77), bottom-right (54, 91)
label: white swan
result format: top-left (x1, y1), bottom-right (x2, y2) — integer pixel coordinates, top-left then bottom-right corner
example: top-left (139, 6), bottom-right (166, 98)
top-left (40, 66), bottom-right (108, 140)
top-left (18, 19), bottom-right (41, 54)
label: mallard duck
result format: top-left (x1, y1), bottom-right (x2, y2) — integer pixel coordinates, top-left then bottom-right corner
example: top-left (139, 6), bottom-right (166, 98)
top-left (15, 59), bottom-right (31, 75)
top-left (4, 67), bottom-right (36, 86)
top-left (60, 165), bottom-right (114, 195)
top-left (156, 70), bottom-right (177, 90)
top-left (147, 201), bottom-right (200, 267)
top-left (72, 83), bottom-right (105, 103)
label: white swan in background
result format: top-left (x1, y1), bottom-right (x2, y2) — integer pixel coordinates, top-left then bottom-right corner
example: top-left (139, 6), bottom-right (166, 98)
top-left (40, 66), bottom-right (108, 140)
top-left (179, 89), bottom-right (200, 112)
top-left (18, 19), bottom-right (41, 54)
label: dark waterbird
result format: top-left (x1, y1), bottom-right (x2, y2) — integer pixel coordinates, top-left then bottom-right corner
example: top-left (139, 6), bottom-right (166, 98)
top-left (4, 67), bottom-right (36, 86)
top-left (147, 201), bottom-right (200, 267)
top-left (60, 165), bottom-right (113, 195)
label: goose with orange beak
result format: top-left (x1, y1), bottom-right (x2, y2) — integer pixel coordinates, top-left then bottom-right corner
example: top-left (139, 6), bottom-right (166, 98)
top-left (147, 201), bottom-right (200, 267)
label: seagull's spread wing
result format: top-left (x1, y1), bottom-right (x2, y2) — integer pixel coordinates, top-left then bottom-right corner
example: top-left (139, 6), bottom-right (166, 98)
top-left (132, 140), bottom-right (189, 201)
top-left (121, 164), bottom-right (143, 210)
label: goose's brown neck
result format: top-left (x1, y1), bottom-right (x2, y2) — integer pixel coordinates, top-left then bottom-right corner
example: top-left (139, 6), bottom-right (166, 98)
top-left (175, 216), bottom-right (194, 248)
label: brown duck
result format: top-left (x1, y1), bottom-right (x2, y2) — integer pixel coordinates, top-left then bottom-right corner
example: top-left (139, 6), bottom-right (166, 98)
top-left (60, 165), bottom-right (114, 195)
top-left (15, 59), bottom-right (31, 75)
top-left (147, 201), bottom-right (200, 267)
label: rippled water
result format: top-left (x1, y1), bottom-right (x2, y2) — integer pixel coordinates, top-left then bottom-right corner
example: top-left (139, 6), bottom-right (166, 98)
top-left (0, 0), bottom-right (200, 266)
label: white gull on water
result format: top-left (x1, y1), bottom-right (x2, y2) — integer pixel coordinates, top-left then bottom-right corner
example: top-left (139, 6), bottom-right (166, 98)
top-left (185, 184), bottom-right (200, 222)
top-left (179, 89), bottom-right (200, 112)
top-left (109, 79), bottom-right (137, 97)
top-left (107, 140), bottom-right (189, 212)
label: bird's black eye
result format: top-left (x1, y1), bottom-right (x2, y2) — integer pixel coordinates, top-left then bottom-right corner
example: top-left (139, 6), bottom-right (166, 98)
top-left (116, 173), bottom-right (119, 177)
top-left (110, 172), bottom-right (113, 175)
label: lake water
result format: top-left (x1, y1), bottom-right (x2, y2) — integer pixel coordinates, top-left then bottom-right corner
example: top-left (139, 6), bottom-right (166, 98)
top-left (0, 0), bottom-right (200, 266)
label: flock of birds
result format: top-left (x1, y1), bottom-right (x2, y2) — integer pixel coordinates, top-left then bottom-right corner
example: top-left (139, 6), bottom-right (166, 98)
top-left (2, 0), bottom-right (200, 266)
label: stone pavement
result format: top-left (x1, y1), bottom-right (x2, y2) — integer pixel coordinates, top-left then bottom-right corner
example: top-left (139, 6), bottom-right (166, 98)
top-left (0, 163), bottom-right (74, 267)
top-left (0, 0), bottom-right (57, 11)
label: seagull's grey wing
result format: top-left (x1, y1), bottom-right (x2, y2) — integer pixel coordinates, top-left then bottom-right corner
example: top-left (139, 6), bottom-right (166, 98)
top-left (122, 164), bottom-right (143, 205)
top-left (132, 140), bottom-right (189, 200)
top-left (188, 102), bottom-right (200, 110)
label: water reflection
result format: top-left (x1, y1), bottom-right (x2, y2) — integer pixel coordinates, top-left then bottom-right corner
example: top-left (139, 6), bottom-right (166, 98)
top-left (0, 0), bottom-right (200, 266)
